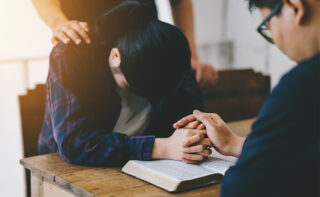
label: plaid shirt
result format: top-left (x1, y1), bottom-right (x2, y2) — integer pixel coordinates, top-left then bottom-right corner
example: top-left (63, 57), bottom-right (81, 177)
top-left (38, 43), bottom-right (204, 166)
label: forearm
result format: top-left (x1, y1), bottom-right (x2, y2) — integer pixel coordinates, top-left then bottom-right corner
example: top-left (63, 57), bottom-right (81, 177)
top-left (170, 0), bottom-right (199, 60)
top-left (32, 0), bottom-right (68, 30)
top-left (57, 131), bottom-right (155, 166)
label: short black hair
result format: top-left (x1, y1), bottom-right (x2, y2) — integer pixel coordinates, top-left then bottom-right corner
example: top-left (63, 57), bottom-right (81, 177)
top-left (248, 0), bottom-right (281, 12)
top-left (248, 0), bottom-right (320, 12)
top-left (94, 0), bottom-right (191, 100)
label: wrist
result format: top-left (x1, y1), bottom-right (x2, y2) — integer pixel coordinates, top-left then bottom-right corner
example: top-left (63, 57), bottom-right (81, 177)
top-left (191, 57), bottom-right (199, 64)
top-left (152, 138), bottom-right (170, 159)
top-left (49, 13), bottom-right (68, 30)
top-left (229, 136), bottom-right (245, 157)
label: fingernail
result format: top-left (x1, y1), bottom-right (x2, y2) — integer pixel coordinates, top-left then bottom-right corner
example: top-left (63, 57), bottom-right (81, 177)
top-left (86, 39), bottom-right (91, 44)
top-left (76, 39), bottom-right (81, 44)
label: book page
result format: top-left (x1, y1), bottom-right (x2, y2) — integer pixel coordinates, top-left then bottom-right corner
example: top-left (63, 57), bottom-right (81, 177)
top-left (132, 160), bottom-right (216, 181)
top-left (199, 149), bottom-right (237, 175)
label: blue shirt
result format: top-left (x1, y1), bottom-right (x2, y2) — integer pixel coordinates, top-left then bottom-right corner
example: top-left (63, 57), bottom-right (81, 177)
top-left (221, 53), bottom-right (320, 197)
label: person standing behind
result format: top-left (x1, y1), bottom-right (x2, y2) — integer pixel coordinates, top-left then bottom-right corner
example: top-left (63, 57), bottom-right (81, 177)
top-left (31, 0), bottom-right (218, 87)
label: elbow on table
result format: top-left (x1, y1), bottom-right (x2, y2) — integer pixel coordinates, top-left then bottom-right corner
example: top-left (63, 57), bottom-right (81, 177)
top-left (57, 143), bottom-right (128, 167)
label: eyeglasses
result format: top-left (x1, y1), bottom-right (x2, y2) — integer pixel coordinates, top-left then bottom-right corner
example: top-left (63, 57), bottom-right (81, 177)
top-left (257, 1), bottom-right (284, 44)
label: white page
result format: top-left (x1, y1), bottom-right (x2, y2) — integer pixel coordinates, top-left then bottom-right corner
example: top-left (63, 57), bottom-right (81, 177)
top-left (199, 149), bottom-right (237, 174)
top-left (132, 160), bottom-right (215, 181)
top-left (127, 150), bottom-right (237, 182)
top-left (210, 149), bottom-right (237, 162)
top-left (199, 157), bottom-right (234, 175)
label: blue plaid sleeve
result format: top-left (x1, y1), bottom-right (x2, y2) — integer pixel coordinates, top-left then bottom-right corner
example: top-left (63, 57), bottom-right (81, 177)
top-left (47, 45), bottom-right (155, 166)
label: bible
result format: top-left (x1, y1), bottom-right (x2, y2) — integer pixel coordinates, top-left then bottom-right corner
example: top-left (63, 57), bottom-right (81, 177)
top-left (121, 150), bottom-right (236, 192)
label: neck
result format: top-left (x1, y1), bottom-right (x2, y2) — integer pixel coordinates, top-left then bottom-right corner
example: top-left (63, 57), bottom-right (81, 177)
top-left (314, 2), bottom-right (320, 53)
top-left (294, 24), bottom-right (320, 62)
top-left (317, 24), bottom-right (320, 53)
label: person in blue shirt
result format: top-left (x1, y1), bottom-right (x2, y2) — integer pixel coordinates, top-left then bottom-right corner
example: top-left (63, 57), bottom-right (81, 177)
top-left (174, 0), bottom-right (320, 196)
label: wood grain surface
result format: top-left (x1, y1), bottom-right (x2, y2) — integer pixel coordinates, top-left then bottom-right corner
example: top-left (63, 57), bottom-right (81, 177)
top-left (21, 119), bottom-right (254, 197)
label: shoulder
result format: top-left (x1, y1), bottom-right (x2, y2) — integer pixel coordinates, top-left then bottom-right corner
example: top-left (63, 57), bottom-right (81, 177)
top-left (48, 41), bottom-right (112, 92)
top-left (220, 54), bottom-right (320, 197)
top-left (257, 53), bottom-right (319, 117)
top-left (272, 53), bottom-right (319, 95)
top-left (49, 42), bottom-right (91, 84)
top-left (49, 41), bottom-right (100, 65)
top-left (248, 53), bottom-right (319, 143)
top-left (249, 53), bottom-right (319, 141)
top-left (49, 40), bottom-right (107, 77)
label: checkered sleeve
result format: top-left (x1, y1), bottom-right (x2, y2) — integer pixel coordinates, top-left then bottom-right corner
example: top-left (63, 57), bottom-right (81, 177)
top-left (47, 45), bottom-right (155, 166)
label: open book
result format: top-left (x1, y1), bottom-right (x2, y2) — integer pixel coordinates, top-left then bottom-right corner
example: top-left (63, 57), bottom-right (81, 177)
top-left (121, 150), bottom-right (237, 192)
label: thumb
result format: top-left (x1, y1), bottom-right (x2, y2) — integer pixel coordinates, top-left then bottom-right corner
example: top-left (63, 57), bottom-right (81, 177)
top-left (51, 37), bottom-right (59, 47)
top-left (193, 110), bottom-right (214, 129)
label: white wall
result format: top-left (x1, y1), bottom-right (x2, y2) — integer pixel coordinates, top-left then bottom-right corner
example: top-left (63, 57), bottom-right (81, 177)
top-left (0, 1), bottom-right (52, 60)
top-left (226, 0), bottom-right (269, 72)
top-left (193, 0), bottom-right (295, 87)
top-left (225, 0), bottom-right (295, 86)
top-left (0, 63), bottom-right (25, 197)
top-left (193, 0), bottom-right (234, 69)
top-left (0, 1), bottom-right (51, 197)
top-left (158, 0), bottom-right (296, 81)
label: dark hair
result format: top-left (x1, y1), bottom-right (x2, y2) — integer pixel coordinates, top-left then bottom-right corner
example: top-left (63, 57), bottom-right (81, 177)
top-left (94, 0), bottom-right (191, 100)
top-left (248, 0), bottom-right (282, 12)
top-left (248, 0), bottom-right (320, 12)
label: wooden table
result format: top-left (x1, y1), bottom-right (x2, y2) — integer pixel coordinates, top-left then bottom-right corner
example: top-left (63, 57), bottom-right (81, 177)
top-left (20, 118), bottom-right (255, 197)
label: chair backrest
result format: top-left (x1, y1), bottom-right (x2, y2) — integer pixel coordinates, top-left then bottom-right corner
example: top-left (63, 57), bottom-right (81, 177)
top-left (19, 84), bottom-right (46, 158)
top-left (19, 84), bottom-right (46, 197)
top-left (202, 69), bottom-right (270, 122)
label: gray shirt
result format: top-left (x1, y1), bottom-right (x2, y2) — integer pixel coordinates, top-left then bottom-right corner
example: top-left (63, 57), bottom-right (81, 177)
top-left (113, 88), bottom-right (152, 136)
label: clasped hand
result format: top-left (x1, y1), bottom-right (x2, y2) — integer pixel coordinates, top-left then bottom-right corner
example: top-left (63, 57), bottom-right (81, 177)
top-left (152, 128), bottom-right (213, 164)
top-left (173, 110), bottom-right (245, 158)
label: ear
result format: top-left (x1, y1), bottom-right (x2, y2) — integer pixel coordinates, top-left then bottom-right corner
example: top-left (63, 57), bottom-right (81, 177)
top-left (283, 0), bottom-right (307, 24)
top-left (108, 48), bottom-right (121, 68)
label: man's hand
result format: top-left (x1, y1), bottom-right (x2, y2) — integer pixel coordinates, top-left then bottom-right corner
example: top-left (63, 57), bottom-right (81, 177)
top-left (174, 110), bottom-right (245, 157)
top-left (193, 110), bottom-right (245, 157)
top-left (152, 129), bottom-right (212, 164)
top-left (52, 20), bottom-right (91, 46)
top-left (191, 60), bottom-right (219, 88)
top-left (173, 114), bottom-right (205, 130)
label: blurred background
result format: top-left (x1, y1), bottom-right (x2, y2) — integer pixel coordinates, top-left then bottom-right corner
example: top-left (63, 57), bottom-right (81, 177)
top-left (0, 0), bottom-right (294, 196)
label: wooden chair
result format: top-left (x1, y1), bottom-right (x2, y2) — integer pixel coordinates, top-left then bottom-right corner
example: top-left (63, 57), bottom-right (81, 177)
top-left (19, 84), bottom-right (46, 197)
top-left (202, 69), bottom-right (270, 122)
